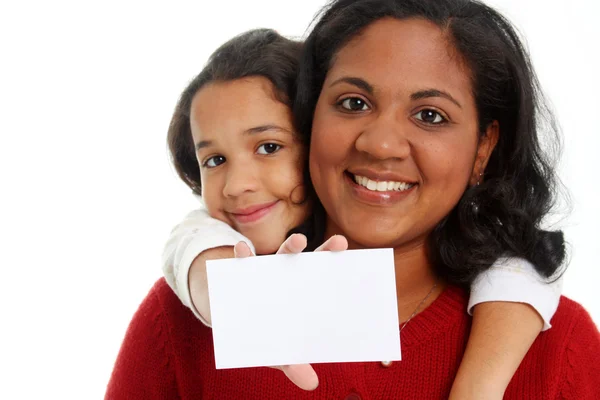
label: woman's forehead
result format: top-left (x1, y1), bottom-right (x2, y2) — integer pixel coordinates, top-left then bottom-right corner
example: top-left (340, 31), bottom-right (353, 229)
top-left (326, 18), bottom-right (473, 101)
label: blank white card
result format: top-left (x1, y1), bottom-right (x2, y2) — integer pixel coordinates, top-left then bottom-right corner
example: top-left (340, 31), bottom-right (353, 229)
top-left (206, 248), bottom-right (401, 369)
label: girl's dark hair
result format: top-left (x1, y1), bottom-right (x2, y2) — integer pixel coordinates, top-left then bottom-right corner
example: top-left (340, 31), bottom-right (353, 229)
top-left (167, 28), bottom-right (302, 195)
top-left (295, 0), bottom-right (566, 284)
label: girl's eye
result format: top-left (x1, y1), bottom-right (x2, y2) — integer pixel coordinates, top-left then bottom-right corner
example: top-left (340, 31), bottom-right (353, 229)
top-left (339, 97), bottom-right (370, 112)
top-left (256, 143), bottom-right (281, 155)
top-left (204, 155), bottom-right (226, 168)
top-left (413, 109), bottom-right (447, 124)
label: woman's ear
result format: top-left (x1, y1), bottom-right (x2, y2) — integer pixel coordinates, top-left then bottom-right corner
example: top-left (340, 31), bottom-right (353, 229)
top-left (470, 121), bottom-right (499, 185)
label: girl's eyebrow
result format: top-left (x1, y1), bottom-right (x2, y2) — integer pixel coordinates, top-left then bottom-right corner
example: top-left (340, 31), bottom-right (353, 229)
top-left (195, 140), bottom-right (212, 151)
top-left (245, 124), bottom-right (293, 135)
top-left (195, 125), bottom-right (293, 151)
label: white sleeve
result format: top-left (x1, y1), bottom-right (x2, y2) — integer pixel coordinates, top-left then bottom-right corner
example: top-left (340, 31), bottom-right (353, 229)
top-left (162, 195), bottom-right (255, 324)
top-left (468, 257), bottom-right (563, 331)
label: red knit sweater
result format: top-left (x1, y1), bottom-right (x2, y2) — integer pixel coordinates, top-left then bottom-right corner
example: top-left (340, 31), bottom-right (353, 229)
top-left (106, 278), bottom-right (600, 399)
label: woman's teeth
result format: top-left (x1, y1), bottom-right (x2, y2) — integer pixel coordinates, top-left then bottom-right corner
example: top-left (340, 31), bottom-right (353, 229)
top-left (353, 174), bottom-right (414, 192)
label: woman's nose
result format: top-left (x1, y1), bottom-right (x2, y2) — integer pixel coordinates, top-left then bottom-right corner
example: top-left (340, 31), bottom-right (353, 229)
top-left (354, 113), bottom-right (412, 161)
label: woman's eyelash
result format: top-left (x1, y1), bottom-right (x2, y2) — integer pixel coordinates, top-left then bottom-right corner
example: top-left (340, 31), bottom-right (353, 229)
top-left (413, 109), bottom-right (448, 125)
top-left (335, 97), bottom-right (449, 126)
top-left (336, 96), bottom-right (371, 112)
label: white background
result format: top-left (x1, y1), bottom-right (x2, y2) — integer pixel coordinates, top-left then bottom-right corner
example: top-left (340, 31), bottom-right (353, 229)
top-left (1, 0), bottom-right (598, 398)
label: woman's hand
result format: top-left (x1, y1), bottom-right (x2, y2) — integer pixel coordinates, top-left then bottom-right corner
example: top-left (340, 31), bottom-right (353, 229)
top-left (233, 233), bottom-right (348, 391)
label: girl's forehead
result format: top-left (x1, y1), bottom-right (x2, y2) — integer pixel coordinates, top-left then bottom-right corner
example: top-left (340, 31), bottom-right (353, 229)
top-left (192, 78), bottom-right (291, 123)
top-left (190, 77), bottom-right (297, 145)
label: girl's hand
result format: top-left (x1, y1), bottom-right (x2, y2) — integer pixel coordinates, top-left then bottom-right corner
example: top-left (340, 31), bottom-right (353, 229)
top-left (233, 233), bottom-right (348, 391)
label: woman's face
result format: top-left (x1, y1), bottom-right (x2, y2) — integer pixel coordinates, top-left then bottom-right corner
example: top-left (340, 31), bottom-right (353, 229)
top-left (310, 17), bottom-right (497, 249)
top-left (190, 77), bottom-right (310, 255)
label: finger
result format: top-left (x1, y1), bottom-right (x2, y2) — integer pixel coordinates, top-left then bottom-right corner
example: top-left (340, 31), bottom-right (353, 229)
top-left (272, 364), bottom-right (319, 391)
top-left (315, 235), bottom-right (348, 252)
top-left (276, 233), bottom-right (308, 255)
top-left (233, 241), bottom-right (254, 258)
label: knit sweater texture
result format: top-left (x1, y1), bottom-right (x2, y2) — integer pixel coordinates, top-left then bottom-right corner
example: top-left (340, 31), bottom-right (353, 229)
top-left (106, 278), bottom-right (600, 399)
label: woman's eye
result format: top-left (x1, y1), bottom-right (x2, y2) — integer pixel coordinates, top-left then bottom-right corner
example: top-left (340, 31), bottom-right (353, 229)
top-left (339, 97), bottom-right (370, 112)
top-left (256, 143), bottom-right (281, 155)
top-left (204, 155), bottom-right (226, 168)
top-left (414, 109), bottom-right (447, 124)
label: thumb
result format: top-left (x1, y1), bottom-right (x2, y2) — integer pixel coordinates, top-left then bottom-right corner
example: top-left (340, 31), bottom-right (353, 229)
top-left (279, 364), bottom-right (319, 391)
top-left (233, 241), bottom-right (254, 258)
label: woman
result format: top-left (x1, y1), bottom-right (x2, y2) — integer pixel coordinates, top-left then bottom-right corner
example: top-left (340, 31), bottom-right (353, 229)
top-left (289, 0), bottom-right (598, 398)
top-left (107, 0), bottom-right (599, 398)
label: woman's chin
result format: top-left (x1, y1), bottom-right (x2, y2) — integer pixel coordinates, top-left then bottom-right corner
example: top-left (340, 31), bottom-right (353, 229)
top-left (343, 227), bottom-right (420, 250)
top-left (347, 235), bottom-right (400, 249)
top-left (328, 216), bottom-right (413, 249)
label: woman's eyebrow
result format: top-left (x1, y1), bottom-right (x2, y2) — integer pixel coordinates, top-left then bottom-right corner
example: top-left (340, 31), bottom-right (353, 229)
top-left (328, 78), bottom-right (462, 110)
top-left (411, 89), bottom-right (462, 109)
top-left (328, 76), bottom-right (374, 95)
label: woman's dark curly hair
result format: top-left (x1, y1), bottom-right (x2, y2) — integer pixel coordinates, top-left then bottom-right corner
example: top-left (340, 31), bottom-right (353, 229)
top-left (294, 0), bottom-right (566, 284)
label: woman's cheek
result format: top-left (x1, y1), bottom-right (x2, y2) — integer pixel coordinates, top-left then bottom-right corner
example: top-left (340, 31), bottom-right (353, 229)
top-left (421, 135), bottom-right (475, 184)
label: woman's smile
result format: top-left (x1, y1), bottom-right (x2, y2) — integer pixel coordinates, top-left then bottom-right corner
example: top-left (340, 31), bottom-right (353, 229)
top-left (345, 171), bottom-right (418, 206)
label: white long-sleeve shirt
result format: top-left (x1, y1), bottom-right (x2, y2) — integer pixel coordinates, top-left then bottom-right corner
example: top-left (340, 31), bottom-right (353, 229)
top-left (162, 197), bottom-right (562, 330)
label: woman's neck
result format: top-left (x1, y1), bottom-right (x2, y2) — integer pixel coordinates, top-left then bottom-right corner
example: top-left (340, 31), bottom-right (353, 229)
top-left (392, 243), bottom-right (445, 323)
top-left (325, 223), bottom-right (444, 323)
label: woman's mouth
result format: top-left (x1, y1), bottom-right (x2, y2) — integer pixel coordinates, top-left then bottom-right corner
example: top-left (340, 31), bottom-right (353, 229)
top-left (352, 174), bottom-right (416, 192)
top-left (345, 171), bottom-right (417, 205)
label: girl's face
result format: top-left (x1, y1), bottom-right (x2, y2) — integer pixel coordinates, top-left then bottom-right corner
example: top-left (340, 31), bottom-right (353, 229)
top-left (310, 17), bottom-right (497, 250)
top-left (190, 77), bottom-right (310, 255)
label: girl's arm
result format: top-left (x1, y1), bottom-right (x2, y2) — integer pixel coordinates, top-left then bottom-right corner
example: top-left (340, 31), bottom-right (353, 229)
top-left (449, 257), bottom-right (563, 399)
top-left (162, 196), bottom-right (254, 325)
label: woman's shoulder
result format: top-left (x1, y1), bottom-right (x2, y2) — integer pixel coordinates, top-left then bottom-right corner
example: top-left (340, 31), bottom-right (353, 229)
top-left (549, 296), bottom-right (600, 360)
top-left (504, 296), bottom-right (599, 398)
top-left (517, 296), bottom-right (600, 398)
top-left (535, 295), bottom-right (599, 356)
top-left (106, 278), bottom-right (215, 398)
top-left (552, 295), bottom-right (598, 334)
top-left (117, 278), bottom-right (212, 350)
top-left (145, 277), bottom-right (211, 333)
top-left (118, 277), bottom-right (213, 356)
